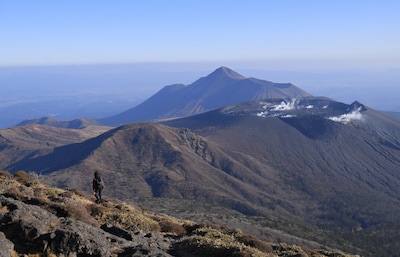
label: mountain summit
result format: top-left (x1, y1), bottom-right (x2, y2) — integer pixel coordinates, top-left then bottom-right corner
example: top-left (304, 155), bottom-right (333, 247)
top-left (206, 66), bottom-right (246, 80)
top-left (99, 67), bottom-right (311, 126)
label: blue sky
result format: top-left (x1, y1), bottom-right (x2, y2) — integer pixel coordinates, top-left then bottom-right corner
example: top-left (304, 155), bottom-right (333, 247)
top-left (1, 1), bottom-right (400, 69)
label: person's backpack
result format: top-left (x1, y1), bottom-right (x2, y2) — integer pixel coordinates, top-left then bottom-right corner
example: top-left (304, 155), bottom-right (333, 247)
top-left (96, 177), bottom-right (105, 190)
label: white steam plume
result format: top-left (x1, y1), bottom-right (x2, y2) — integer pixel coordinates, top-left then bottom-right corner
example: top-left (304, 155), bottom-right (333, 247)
top-left (328, 108), bottom-right (364, 124)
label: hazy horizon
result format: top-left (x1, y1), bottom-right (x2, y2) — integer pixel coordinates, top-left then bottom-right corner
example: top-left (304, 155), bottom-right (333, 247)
top-left (1, 1), bottom-right (399, 127)
top-left (1, 62), bottom-right (399, 111)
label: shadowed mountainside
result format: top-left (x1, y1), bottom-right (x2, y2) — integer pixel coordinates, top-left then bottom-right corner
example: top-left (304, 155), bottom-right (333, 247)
top-left (3, 97), bottom-right (400, 256)
top-left (7, 122), bottom-right (277, 216)
top-left (0, 124), bottom-right (108, 169)
top-left (99, 67), bottom-right (311, 126)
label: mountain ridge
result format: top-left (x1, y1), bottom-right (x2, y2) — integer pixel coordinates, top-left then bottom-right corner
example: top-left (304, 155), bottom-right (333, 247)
top-left (4, 96), bottom-right (400, 255)
top-left (16, 116), bottom-right (104, 129)
top-left (99, 67), bottom-right (311, 126)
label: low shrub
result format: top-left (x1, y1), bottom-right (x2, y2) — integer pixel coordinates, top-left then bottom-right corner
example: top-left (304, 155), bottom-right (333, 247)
top-left (13, 170), bottom-right (31, 185)
top-left (237, 234), bottom-right (274, 253)
top-left (157, 217), bottom-right (186, 235)
top-left (47, 201), bottom-right (98, 226)
top-left (0, 170), bottom-right (12, 178)
top-left (173, 226), bottom-right (270, 257)
top-left (88, 203), bottom-right (161, 233)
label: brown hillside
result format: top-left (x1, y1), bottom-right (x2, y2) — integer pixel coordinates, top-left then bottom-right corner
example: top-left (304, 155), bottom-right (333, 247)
top-left (2, 97), bottom-right (400, 256)
top-left (10, 123), bottom-right (282, 216)
top-left (0, 124), bottom-right (107, 168)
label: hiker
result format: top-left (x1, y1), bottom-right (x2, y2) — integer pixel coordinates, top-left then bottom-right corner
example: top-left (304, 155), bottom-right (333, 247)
top-left (92, 171), bottom-right (104, 203)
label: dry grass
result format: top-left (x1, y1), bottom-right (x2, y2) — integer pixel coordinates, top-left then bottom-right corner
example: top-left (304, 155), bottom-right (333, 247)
top-left (10, 251), bottom-right (20, 257)
top-left (2, 172), bottom-right (276, 256)
top-left (154, 215), bottom-right (187, 235)
top-left (236, 233), bottom-right (274, 253)
top-left (0, 170), bottom-right (12, 178)
top-left (13, 170), bottom-right (32, 185)
top-left (49, 201), bottom-right (99, 226)
top-left (174, 226), bottom-right (275, 257)
top-left (89, 202), bottom-right (161, 232)
top-left (1, 172), bottom-right (162, 232)
top-left (0, 172), bottom-right (358, 257)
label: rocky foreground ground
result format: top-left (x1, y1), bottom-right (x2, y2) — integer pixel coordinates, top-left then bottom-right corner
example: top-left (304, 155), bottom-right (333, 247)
top-left (0, 171), bottom-right (359, 257)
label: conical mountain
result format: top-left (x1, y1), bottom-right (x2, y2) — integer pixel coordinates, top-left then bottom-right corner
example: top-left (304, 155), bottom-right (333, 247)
top-left (99, 67), bottom-right (311, 125)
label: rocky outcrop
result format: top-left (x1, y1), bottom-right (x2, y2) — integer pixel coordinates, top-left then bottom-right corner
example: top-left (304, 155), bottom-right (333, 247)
top-left (0, 195), bottom-right (173, 257)
top-left (0, 172), bottom-right (358, 257)
top-left (0, 231), bottom-right (14, 257)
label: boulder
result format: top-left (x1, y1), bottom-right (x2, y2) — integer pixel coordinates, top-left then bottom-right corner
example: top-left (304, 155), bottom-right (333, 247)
top-left (101, 223), bottom-right (133, 241)
top-left (0, 231), bottom-right (14, 257)
top-left (0, 195), bottom-right (173, 257)
top-left (41, 218), bottom-right (114, 257)
top-left (0, 195), bottom-right (60, 253)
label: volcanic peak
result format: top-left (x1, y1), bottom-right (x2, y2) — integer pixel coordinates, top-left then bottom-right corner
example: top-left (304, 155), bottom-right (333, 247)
top-left (210, 66), bottom-right (246, 80)
top-left (224, 97), bottom-right (366, 125)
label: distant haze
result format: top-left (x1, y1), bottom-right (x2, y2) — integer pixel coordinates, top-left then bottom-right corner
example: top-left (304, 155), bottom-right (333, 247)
top-left (0, 63), bottom-right (399, 128)
top-left (1, 1), bottom-right (399, 128)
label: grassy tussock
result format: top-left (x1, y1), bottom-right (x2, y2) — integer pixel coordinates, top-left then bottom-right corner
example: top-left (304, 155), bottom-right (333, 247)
top-left (176, 226), bottom-right (274, 257)
top-left (13, 170), bottom-right (32, 184)
top-left (157, 216), bottom-right (187, 235)
top-left (0, 170), bottom-right (13, 178)
top-left (89, 203), bottom-right (161, 232)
